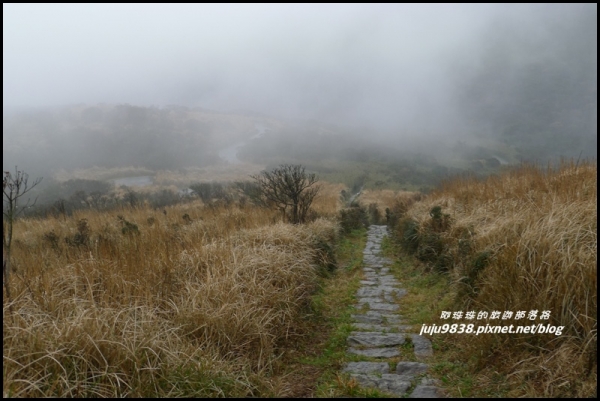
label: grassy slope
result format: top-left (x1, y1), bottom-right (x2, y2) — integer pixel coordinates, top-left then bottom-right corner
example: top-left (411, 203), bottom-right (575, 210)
top-left (3, 188), bottom-right (344, 397)
top-left (385, 160), bottom-right (597, 398)
top-left (5, 154), bottom-right (596, 397)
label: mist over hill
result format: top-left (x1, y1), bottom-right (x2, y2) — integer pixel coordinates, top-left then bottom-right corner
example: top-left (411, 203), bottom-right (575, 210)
top-left (451, 5), bottom-right (597, 161)
top-left (2, 104), bottom-right (282, 178)
top-left (3, 4), bottom-right (597, 182)
top-left (2, 7), bottom-right (597, 397)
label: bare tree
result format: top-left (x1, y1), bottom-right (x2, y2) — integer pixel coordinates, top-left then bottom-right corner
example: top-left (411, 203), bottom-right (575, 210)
top-left (249, 164), bottom-right (320, 224)
top-left (3, 168), bottom-right (43, 295)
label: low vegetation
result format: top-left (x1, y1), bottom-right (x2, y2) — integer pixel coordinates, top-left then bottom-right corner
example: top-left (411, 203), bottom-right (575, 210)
top-left (4, 156), bottom-right (596, 398)
top-left (388, 160), bottom-right (597, 397)
top-left (3, 177), bottom-right (345, 397)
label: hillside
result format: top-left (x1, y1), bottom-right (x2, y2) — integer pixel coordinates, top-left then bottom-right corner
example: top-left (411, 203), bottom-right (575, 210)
top-left (2, 104), bottom-right (285, 173)
top-left (3, 182), bottom-right (344, 397)
top-left (4, 103), bottom-right (526, 219)
top-left (384, 160), bottom-right (597, 397)
top-left (3, 148), bottom-right (596, 397)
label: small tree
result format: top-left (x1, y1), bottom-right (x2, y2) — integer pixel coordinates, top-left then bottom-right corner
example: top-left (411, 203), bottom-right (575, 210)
top-left (249, 164), bottom-right (320, 224)
top-left (3, 168), bottom-right (43, 296)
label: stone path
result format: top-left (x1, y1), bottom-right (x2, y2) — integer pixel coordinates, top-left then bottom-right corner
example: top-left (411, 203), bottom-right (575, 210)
top-left (342, 225), bottom-right (445, 398)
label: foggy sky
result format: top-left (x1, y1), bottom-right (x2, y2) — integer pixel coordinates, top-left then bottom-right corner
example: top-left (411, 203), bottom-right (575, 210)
top-left (3, 3), bottom-right (596, 135)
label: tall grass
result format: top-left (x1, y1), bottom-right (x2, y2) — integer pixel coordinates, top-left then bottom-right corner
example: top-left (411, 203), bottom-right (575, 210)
top-left (4, 195), bottom-right (340, 397)
top-left (395, 160), bottom-right (596, 397)
top-left (357, 189), bottom-right (423, 225)
top-left (357, 189), bottom-right (419, 210)
top-left (311, 182), bottom-right (348, 215)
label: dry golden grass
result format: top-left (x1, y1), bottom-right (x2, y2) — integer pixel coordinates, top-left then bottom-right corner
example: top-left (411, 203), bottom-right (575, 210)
top-left (403, 160), bottom-right (596, 397)
top-left (357, 189), bottom-right (423, 222)
top-left (311, 182), bottom-right (348, 215)
top-left (3, 198), bottom-right (339, 397)
top-left (358, 189), bottom-right (420, 211)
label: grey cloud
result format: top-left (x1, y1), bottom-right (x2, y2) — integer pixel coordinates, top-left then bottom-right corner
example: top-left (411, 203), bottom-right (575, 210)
top-left (3, 3), bottom-right (596, 151)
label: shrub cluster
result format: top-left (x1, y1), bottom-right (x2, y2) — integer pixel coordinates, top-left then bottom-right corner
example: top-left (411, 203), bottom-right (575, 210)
top-left (367, 203), bottom-right (382, 224)
top-left (393, 205), bottom-right (454, 273)
top-left (338, 203), bottom-right (369, 234)
top-left (23, 185), bottom-right (189, 219)
top-left (189, 182), bottom-right (230, 204)
top-left (384, 193), bottom-right (422, 230)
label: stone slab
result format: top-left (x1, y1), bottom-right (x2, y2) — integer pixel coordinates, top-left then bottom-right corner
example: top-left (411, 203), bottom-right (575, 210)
top-left (410, 334), bottom-right (433, 358)
top-left (368, 302), bottom-right (400, 311)
top-left (356, 287), bottom-right (385, 297)
top-left (352, 311), bottom-right (403, 324)
top-left (342, 361), bottom-right (389, 375)
top-left (409, 385), bottom-right (443, 398)
top-left (351, 323), bottom-right (392, 331)
top-left (395, 361), bottom-right (429, 378)
top-left (347, 332), bottom-right (406, 347)
top-left (356, 297), bottom-right (385, 304)
top-left (352, 314), bottom-right (384, 324)
top-left (347, 347), bottom-right (401, 358)
top-left (351, 374), bottom-right (411, 396)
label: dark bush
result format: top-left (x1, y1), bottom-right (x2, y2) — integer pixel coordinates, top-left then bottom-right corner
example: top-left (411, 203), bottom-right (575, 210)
top-left (65, 218), bottom-right (91, 247)
top-left (434, 253), bottom-right (453, 273)
top-left (118, 215), bottom-right (140, 235)
top-left (416, 231), bottom-right (444, 265)
top-left (52, 198), bottom-right (71, 218)
top-left (190, 182), bottom-right (228, 203)
top-left (429, 205), bottom-right (452, 232)
top-left (339, 204), bottom-right (369, 234)
top-left (397, 207), bottom-right (453, 272)
top-left (43, 230), bottom-right (61, 253)
top-left (386, 194), bottom-right (421, 230)
top-left (367, 203), bottom-right (382, 224)
top-left (123, 189), bottom-right (139, 208)
top-left (235, 181), bottom-right (263, 205)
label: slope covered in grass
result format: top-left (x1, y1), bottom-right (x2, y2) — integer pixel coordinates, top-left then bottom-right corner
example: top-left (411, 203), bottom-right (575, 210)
top-left (390, 160), bottom-right (596, 397)
top-left (3, 197), bottom-right (339, 397)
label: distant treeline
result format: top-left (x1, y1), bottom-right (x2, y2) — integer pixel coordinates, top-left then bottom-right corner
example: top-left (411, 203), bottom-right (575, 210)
top-left (18, 178), bottom-right (256, 220)
top-left (19, 178), bottom-right (187, 219)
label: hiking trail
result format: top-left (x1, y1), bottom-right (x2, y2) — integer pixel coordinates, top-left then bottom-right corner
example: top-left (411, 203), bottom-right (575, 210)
top-left (341, 225), bottom-right (445, 397)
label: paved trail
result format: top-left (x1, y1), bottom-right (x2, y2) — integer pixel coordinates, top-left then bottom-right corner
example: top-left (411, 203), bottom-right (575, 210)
top-left (342, 225), bottom-right (444, 398)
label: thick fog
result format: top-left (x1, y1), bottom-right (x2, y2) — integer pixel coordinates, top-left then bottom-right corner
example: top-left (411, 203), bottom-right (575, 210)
top-left (3, 4), bottom-right (479, 122)
top-left (3, 3), bottom-right (597, 173)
